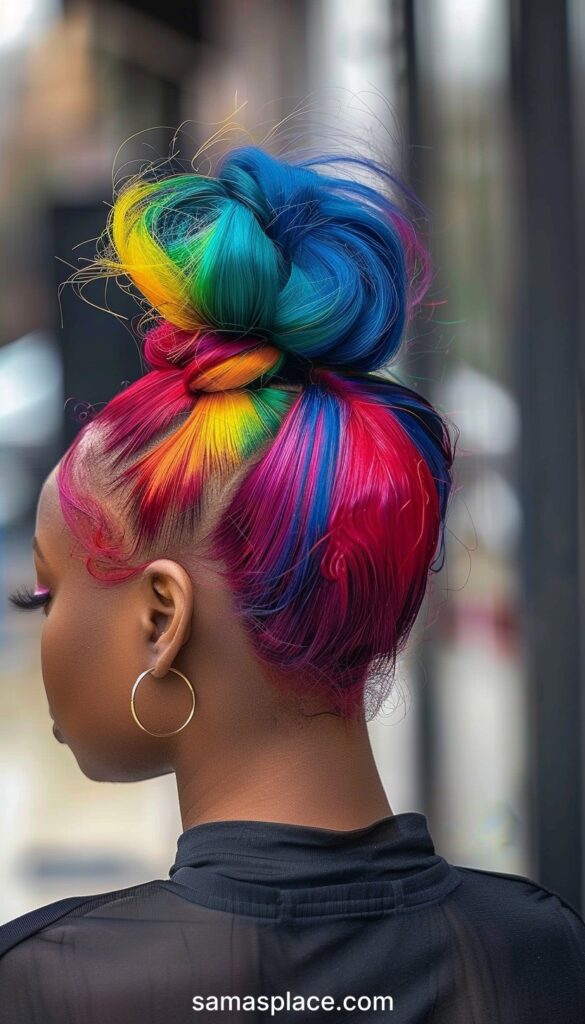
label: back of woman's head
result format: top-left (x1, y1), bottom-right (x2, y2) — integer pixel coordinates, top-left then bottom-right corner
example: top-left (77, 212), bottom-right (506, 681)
top-left (57, 139), bottom-right (457, 721)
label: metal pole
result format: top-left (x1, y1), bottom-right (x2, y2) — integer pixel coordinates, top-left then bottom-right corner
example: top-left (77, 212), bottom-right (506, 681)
top-left (510, 0), bottom-right (583, 908)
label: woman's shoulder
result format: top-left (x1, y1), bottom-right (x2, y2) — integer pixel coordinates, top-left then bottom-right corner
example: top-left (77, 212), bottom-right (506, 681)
top-left (0, 879), bottom-right (170, 960)
top-left (0, 879), bottom-right (209, 1023)
top-left (452, 860), bottom-right (585, 947)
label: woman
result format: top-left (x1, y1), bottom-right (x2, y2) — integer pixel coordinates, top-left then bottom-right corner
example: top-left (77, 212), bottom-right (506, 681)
top-left (1, 142), bottom-right (584, 1022)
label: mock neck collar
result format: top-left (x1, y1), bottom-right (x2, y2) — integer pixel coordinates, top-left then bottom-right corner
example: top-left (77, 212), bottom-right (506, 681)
top-left (170, 812), bottom-right (436, 884)
top-left (167, 812), bottom-right (461, 918)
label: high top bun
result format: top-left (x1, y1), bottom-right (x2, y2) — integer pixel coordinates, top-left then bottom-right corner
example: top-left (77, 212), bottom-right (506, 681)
top-left (94, 145), bottom-right (430, 388)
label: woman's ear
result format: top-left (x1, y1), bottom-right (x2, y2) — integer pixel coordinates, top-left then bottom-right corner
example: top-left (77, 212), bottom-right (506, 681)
top-left (140, 559), bottom-right (194, 679)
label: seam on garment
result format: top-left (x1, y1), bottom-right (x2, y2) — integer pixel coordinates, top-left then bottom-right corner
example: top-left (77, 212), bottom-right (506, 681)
top-left (392, 878), bottom-right (405, 910)
top-left (454, 864), bottom-right (585, 920)
top-left (0, 882), bottom-right (171, 958)
top-left (162, 871), bottom-right (463, 922)
top-left (171, 849), bottom-right (434, 870)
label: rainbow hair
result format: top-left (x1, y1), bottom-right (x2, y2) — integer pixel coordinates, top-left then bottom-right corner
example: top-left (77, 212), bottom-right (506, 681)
top-left (57, 143), bottom-right (457, 719)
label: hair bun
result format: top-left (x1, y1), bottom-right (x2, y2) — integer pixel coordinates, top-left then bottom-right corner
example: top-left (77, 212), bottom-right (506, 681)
top-left (100, 144), bottom-right (429, 377)
top-left (143, 319), bottom-right (286, 394)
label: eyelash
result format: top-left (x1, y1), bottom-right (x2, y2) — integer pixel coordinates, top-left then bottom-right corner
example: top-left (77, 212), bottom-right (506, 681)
top-left (8, 585), bottom-right (52, 613)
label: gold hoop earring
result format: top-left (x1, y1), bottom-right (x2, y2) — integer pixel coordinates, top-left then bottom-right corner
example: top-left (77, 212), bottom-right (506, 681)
top-left (130, 667), bottom-right (196, 738)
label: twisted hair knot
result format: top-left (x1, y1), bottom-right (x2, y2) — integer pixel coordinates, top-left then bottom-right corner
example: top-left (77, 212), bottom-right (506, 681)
top-left (143, 319), bottom-right (286, 394)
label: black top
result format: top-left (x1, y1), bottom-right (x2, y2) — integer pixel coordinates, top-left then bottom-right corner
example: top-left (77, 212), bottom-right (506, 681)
top-left (0, 811), bottom-right (584, 1022)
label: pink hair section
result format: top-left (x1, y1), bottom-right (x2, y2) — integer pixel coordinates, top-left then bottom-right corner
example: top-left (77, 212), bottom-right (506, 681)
top-left (207, 371), bottom-right (442, 718)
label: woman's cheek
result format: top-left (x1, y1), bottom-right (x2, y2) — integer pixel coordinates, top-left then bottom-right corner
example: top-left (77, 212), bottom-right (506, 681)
top-left (40, 596), bottom-right (93, 734)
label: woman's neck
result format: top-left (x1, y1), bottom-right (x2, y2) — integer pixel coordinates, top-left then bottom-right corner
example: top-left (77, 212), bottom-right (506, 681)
top-left (173, 712), bottom-right (393, 833)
